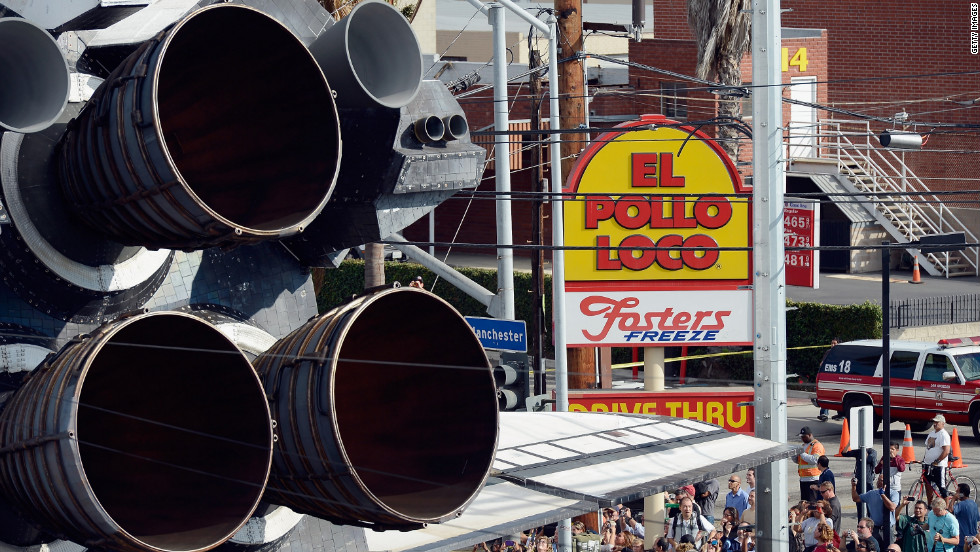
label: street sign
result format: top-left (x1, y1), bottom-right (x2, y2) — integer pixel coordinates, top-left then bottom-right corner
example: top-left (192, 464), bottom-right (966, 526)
top-left (465, 316), bottom-right (527, 352)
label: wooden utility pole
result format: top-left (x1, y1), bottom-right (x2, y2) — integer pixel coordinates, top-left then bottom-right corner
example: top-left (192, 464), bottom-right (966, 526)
top-left (556, 0), bottom-right (594, 390)
top-left (364, 242), bottom-right (385, 288)
top-left (529, 49), bottom-right (547, 396)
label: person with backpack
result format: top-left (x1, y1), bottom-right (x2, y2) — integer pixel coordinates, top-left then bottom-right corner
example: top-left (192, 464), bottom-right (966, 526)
top-left (667, 497), bottom-right (716, 551)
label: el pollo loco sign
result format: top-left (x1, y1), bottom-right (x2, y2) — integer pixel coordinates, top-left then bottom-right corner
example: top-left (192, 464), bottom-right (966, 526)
top-left (564, 116), bottom-right (753, 347)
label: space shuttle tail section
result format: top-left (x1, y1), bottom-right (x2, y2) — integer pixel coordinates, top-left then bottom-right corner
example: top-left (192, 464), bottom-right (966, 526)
top-left (57, 4), bottom-right (341, 252)
top-left (254, 287), bottom-right (499, 529)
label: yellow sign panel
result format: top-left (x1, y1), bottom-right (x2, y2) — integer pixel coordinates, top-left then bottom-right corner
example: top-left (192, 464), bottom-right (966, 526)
top-left (563, 118), bottom-right (751, 284)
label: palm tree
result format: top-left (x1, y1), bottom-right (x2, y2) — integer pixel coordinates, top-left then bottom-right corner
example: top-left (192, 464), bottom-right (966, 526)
top-left (319, 0), bottom-right (420, 21)
top-left (687, 0), bottom-right (751, 163)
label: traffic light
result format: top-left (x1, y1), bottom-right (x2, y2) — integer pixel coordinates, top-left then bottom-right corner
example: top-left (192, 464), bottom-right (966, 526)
top-left (494, 352), bottom-right (531, 411)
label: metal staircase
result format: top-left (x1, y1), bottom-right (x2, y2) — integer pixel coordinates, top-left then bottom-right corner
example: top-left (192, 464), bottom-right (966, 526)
top-left (798, 119), bottom-right (978, 278)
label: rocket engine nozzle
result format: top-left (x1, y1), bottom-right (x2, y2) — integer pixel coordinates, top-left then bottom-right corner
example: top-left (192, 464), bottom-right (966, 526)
top-left (255, 287), bottom-right (499, 529)
top-left (0, 17), bottom-right (70, 134)
top-left (0, 311), bottom-right (274, 552)
top-left (310, 0), bottom-right (423, 109)
top-left (58, 4), bottom-right (341, 251)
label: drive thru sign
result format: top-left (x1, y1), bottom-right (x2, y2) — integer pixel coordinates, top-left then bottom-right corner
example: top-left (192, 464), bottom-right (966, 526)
top-left (563, 115), bottom-right (753, 347)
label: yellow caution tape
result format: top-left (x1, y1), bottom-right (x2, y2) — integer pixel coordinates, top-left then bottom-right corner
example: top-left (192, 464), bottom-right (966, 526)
top-left (607, 344), bottom-right (832, 370)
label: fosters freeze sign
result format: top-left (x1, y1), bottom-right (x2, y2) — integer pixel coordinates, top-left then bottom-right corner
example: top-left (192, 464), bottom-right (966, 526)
top-left (564, 116), bottom-right (753, 346)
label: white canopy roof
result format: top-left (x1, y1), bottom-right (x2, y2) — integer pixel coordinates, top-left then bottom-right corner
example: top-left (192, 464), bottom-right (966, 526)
top-left (364, 412), bottom-right (800, 552)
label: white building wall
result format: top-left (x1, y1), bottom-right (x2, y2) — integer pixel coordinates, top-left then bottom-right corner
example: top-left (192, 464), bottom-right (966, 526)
top-left (410, 0), bottom-right (438, 54)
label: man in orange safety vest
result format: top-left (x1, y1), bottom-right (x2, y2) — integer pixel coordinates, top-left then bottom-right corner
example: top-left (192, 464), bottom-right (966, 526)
top-left (798, 426), bottom-right (825, 503)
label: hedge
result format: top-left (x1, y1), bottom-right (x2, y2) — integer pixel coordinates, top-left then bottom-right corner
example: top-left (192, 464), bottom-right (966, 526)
top-left (314, 260), bottom-right (554, 354)
top-left (314, 261), bottom-right (882, 386)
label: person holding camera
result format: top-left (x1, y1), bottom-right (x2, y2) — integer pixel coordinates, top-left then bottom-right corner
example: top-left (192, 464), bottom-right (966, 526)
top-left (927, 497), bottom-right (959, 552)
top-left (799, 500), bottom-right (830, 552)
top-left (718, 507), bottom-right (743, 552)
top-left (790, 503), bottom-right (809, 552)
top-left (845, 519), bottom-right (880, 552)
top-left (619, 506), bottom-right (645, 539)
top-left (601, 507), bottom-right (619, 545)
top-left (703, 537), bottom-right (723, 552)
top-left (852, 475), bottom-right (898, 548)
top-left (736, 523), bottom-right (755, 552)
top-left (894, 497), bottom-right (929, 552)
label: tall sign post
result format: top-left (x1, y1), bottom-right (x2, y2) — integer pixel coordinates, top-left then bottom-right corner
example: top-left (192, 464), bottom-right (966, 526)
top-left (752, 0), bottom-right (789, 549)
top-left (563, 115), bottom-right (754, 536)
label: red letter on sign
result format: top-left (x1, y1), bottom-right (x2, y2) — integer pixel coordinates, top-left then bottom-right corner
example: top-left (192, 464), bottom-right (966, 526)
top-left (658, 153), bottom-right (685, 187)
top-left (585, 195), bottom-right (615, 228)
top-left (595, 236), bottom-right (621, 270)
top-left (631, 153), bottom-right (659, 187)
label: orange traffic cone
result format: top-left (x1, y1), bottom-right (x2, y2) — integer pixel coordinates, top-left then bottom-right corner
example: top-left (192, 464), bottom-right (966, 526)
top-left (902, 424), bottom-right (916, 463)
top-left (910, 255), bottom-right (923, 284)
top-left (950, 428), bottom-right (967, 467)
top-left (835, 419), bottom-right (851, 457)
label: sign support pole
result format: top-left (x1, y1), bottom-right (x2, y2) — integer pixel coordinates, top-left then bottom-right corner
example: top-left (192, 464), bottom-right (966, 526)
top-left (490, 3), bottom-right (516, 320)
top-left (882, 242), bottom-right (893, 544)
top-left (751, 0), bottom-right (789, 551)
top-left (643, 347), bottom-right (666, 540)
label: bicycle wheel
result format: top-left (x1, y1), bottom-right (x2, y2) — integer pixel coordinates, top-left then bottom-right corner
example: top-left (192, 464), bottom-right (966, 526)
top-left (906, 480), bottom-right (926, 516)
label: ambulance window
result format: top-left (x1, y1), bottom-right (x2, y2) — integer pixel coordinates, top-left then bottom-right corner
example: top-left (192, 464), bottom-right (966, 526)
top-left (822, 345), bottom-right (880, 376)
top-left (953, 352), bottom-right (980, 381)
top-left (921, 354), bottom-right (954, 382)
top-left (889, 351), bottom-right (919, 380)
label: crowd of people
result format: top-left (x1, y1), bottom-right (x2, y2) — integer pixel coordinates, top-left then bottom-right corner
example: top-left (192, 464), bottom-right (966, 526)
top-left (473, 414), bottom-right (979, 552)
top-left (787, 416), bottom-right (980, 552)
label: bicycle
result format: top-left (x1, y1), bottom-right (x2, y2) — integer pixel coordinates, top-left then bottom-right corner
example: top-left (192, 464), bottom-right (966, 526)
top-left (905, 458), bottom-right (978, 514)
